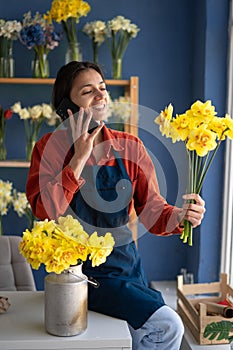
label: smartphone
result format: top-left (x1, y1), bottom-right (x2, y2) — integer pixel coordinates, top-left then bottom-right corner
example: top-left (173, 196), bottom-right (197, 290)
top-left (56, 97), bottom-right (80, 121)
top-left (56, 97), bottom-right (99, 133)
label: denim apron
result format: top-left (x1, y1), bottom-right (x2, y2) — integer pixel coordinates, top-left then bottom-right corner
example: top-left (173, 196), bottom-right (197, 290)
top-left (71, 150), bottom-right (165, 329)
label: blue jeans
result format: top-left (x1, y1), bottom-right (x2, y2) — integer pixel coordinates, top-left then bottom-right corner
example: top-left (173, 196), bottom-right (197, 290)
top-left (128, 305), bottom-right (184, 350)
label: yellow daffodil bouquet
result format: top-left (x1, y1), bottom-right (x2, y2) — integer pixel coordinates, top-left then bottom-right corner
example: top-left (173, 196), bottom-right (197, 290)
top-left (19, 215), bottom-right (115, 274)
top-left (45, 0), bottom-right (91, 62)
top-left (155, 100), bottom-right (233, 246)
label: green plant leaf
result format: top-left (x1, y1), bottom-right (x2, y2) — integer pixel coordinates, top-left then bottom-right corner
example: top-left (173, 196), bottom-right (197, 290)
top-left (203, 321), bottom-right (232, 341)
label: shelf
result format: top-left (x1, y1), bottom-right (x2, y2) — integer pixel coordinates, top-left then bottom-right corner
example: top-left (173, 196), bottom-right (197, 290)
top-left (0, 75), bottom-right (139, 242)
top-left (0, 76), bottom-right (138, 166)
top-left (0, 160), bottom-right (30, 168)
top-left (0, 78), bottom-right (131, 86)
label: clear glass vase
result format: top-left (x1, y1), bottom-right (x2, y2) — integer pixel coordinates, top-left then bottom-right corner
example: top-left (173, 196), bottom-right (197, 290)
top-left (32, 50), bottom-right (50, 78)
top-left (3, 39), bottom-right (14, 78)
top-left (92, 40), bottom-right (99, 64)
top-left (25, 139), bottom-right (36, 162)
top-left (0, 37), bottom-right (5, 77)
top-left (0, 57), bottom-right (4, 77)
top-left (112, 57), bottom-right (122, 79)
top-left (65, 41), bottom-right (82, 64)
top-left (0, 136), bottom-right (6, 160)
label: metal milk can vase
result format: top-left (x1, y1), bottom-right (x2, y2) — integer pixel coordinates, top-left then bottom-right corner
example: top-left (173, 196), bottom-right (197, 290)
top-left (44, 264), bottom-right (88, 336)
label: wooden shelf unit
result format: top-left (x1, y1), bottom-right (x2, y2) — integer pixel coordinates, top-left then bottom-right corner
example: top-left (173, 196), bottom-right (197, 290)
top-left (0, 77), bottom-right (132, 86)
top-left (0, 160), bottom-right (30, 168)
top-left (0, 76), bottom-right (139, 242)
top-left (0, 76), bottom-right (139, 167)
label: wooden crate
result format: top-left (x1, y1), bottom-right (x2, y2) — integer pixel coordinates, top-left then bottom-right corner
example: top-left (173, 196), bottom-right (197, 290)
top-left (177, 273), bottom-right (233, 345)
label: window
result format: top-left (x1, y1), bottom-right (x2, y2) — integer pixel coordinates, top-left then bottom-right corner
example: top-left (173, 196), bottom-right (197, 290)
top-left (221, 0), bottom-right (233, 285)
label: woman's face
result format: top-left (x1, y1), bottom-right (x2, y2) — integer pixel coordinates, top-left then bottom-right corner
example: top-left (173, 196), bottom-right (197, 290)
top-left (70, 68), bottom-right (108, 121)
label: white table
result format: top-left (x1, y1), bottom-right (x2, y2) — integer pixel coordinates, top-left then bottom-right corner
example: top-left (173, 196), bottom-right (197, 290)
top-left (0, 291), bottom-right (132, 350)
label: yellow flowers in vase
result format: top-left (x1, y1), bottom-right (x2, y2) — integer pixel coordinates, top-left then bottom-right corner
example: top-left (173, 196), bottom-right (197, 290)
top-left (19, 215), bottom-right (115, 274)
top-left (45, 0), bottom-right (91, 63)
top-left (155, 100), bottom-right (233, 246)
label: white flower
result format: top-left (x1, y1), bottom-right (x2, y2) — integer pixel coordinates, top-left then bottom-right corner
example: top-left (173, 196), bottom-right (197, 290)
top-left (0, 180), bottom-right (13, 216)
top-left (11, 101), bottom-right (60, 125)
top-left (13, 191), bottom-right (30, 217)
top-left (108, 16), bottom-right (125, 32)
top-left (106, 16), bottom-right (139, 36)
top-left (29, 105), bottom-right (43, 120)
top-left (19, 108), bottom-right (30, 120)
top-left (22, 11), bottom-right (46, 29)
top-left (0, 20), bottom-right (5, 36)
top-left (105, 95), bottom-right (131, 122)
top-left (0, 20), bottom-right (22, 40)
top-left (104, 15), bottom-right (140, 61)
top-left (41, 103), bottom-right (53, 119)
top-left (11, 101), bottom-right (22, 114)
top-left (83, 20), bottom-right (106, 44)
top-left (46, 111), bottom-right (61, 126)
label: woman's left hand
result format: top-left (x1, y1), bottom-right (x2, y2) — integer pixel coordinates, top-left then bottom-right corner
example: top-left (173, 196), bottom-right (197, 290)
top-left (180, 193), bottom-right (206, 228)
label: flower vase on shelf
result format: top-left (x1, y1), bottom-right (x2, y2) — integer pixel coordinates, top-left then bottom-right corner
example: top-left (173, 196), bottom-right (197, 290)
top-left (92, 40), bottom-right (99, 64)
top-left (112, 57), bottom-right (122, 80)
top-left (0, 106), bottom-right (7, 160)
top-left (65, 41), bottom-right (82, 63)
top-left (0, 37), bottom-right (5, 77)
top-left (4, 39), bottom-right (14, 78)
top-left (24, 118), bottom-right (43, 161)
top-left (0, 137), bottom-right (6, 161)
top-left (0, 57), bottom-right (4, 77)
top-left (44, 264), bottom-right (88, 337)
top-left (26, 139), bottom-right (36, 162)
top-left (32, 48), bottom-right (49, 78)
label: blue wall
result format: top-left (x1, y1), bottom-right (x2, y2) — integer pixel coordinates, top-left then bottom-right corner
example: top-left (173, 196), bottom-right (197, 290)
top-left (0, 0), bottom-right (230, 289)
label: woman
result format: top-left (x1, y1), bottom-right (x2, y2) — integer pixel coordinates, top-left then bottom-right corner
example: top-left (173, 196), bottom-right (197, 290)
top-left (26, 61), bottom-right (205, 349)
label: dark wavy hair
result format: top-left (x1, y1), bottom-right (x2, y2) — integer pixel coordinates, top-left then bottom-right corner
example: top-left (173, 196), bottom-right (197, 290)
top-left (52, 61), bottom-right (105, 110)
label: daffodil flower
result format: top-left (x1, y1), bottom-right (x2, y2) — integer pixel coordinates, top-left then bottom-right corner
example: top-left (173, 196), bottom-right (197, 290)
top-left (155, 100), bottom-right (233, 245)
top-left (19, 215), bottom-right (115, 273)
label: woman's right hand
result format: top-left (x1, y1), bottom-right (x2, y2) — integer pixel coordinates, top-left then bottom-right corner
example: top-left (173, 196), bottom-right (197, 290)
top-left (68, 107), bottom-right (103, 179)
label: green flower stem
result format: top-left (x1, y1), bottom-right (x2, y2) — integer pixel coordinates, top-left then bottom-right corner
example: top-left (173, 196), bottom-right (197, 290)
top-left (181, 137), bottom-right (225, 246)
top-left (196, 138), bottom-right (223, 194)
top-left (106, 29), bottom-right (133, 79)
top-left (92, 39), bottom-right (98, 63)
top-left (112, 57), bottom-right (122, 79)
top-left (62, 18), bottom-right (81, 62)
top-left (0, 136), bottom-right (6, 160)
top-left (24, 119), bottom-right (44, 161)
top-left (25, 208), bottom-right (35, 230)
top-left (0, 37), bottom-right (5, 77)
top-left (33, 45), bottom-right (49, 78)
top-left (0, 109), bottom-right (6, 160)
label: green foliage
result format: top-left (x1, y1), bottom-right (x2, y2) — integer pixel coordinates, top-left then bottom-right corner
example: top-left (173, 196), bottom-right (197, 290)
top-left (203, 321), bottom-right (233, 341)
